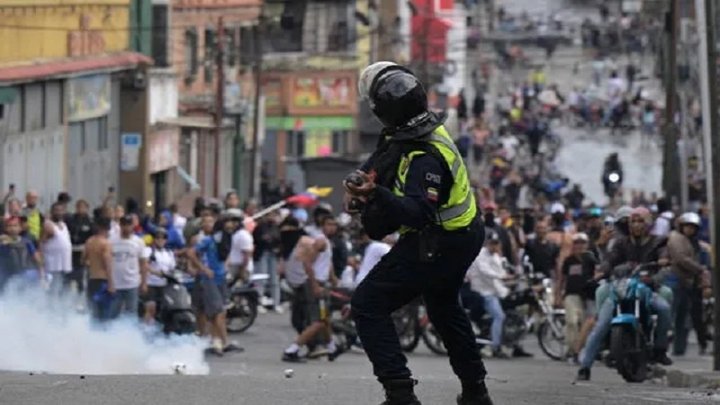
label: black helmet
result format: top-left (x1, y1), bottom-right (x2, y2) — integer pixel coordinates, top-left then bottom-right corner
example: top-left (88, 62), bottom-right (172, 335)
top-left (359, 62), bottom-right (428, 128)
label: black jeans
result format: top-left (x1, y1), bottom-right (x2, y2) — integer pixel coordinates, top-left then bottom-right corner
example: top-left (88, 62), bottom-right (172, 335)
top-left (690, 286), bottom-right (709, 350)
top-left (352, 220), bottom-right (486, 383)
top-left (672, 284), bottom-right (691, 355)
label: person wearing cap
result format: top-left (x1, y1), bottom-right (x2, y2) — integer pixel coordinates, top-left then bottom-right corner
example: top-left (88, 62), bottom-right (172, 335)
top-left (108, 214), bottom-right (150, 319)
top-left (577, 206), bottom-right (673, 381)
top-left (559, 233), bottom-right (600, 363)
top-left (345, 62), bottom-right (491, 405)
top-left (667, 212), bottom-right (709, 355)
top-left (466, 231), bottom-right (511, 359)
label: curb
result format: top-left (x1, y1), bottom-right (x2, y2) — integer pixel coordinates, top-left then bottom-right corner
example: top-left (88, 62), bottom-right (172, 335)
top-left (665, 369), bottom-right (720, 389)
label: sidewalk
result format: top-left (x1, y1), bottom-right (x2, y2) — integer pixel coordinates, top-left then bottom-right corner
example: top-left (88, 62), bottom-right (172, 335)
top-left (663, 344), bottom-right (719, 389)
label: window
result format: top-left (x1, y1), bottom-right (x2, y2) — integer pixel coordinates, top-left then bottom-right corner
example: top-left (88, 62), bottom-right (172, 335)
top-left (264, 1), bottom-right (305, 53)
top-left (184, 28), bottom-right (199, 79)
top-left (98, 116), bottom-right (109, 150)
top-left (225, 28), bottom-right (238, 66)
top-left (0, 105), bottom-right (4, 120)
top-left (239, 26), bottom-right (255, 66)
top-left (332, 130), bottom-right (348, 154)
top-left (204, 28), bottom-right (216, 83)
top-left (152, 4), bottom-right (170, 67)
top-left (287, 130), bottom-right (306, 157)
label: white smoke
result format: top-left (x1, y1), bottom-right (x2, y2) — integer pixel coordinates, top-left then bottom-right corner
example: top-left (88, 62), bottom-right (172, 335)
top-left (0, 282), bottom-right (209, 375)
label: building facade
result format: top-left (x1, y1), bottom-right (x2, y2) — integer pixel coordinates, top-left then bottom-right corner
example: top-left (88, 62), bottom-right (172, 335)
top-left (0, 0), bottom-right (151, 209)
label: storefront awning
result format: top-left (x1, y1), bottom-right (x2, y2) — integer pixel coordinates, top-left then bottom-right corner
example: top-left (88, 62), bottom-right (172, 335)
top-left (0, 52), bottom-right (152, 84)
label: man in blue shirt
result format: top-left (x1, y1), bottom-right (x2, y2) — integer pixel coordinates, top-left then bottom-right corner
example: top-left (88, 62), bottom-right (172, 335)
top-left (187, 214), bottom-right (231, 356)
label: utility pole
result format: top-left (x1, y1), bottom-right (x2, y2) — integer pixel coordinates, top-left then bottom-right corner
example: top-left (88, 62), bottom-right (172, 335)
top-left (249, 16), bottom-right (264, 200)
top-left (419, 0), bottom-right (432, 87)
top-left (695, 0), bottom-right (720, 371)
top-left (214, 17), bottom-right (225, 198)
top-left (662, 0), bottom-right (680, 204)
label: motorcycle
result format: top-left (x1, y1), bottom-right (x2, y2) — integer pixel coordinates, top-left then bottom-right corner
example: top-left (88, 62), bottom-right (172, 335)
top-left (421, 273), bottom-right (531, 356)
top-left (226, 273), bottom-right (269, 333)
top-left (329, 287), bottom-right (359, 351)
top-left (603, 170), bottom-right (622, 199)
top-left (149, 270), bottom-right (197, 335)
top-left (523, 257), bottom-right (568, 361)
top-left (608, 263), bottom-right (657, 383)
top-left (392, 300), bottom-right (422, 353)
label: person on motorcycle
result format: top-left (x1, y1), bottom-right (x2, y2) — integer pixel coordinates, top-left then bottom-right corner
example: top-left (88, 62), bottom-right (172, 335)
top-left (467, 231), bottom-right (510, 359)
top-left (577, 207), bottom-right (673, 381)
top-left (524, 220), bottom-right (560, 280)
top-left (601, 153), bottom-right (623, 199)
top-left (667, 212), bottom-right (709, 356)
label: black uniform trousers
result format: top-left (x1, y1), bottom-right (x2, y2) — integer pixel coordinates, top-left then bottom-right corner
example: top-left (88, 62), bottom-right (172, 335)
top-left (351, 219), bottom-right (486, 383)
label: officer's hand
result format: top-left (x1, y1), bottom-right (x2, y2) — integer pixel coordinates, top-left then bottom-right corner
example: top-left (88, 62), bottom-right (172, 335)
top-left (344, 171), bottom-right (376, 197)
top-left (344, 192), bottom-right (366, 214)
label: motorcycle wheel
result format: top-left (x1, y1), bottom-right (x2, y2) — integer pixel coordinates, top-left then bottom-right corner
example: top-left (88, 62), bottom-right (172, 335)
top-left (393, 308), bottom-right (421, 353)
top-left (537, 316), bottom-right (567, 361)
top-left (610, 325), bottom-right (648, 383)
top-left (226, 294), bottom-right (258, 333)
top-left (422, 323), bottom-right (448, 356)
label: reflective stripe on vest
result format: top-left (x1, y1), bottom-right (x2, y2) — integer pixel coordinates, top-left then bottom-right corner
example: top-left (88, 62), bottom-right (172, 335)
top-left (392, 125), bottom-right (476, 231)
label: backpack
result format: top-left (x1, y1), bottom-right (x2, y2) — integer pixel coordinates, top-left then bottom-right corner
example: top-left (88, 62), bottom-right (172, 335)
top-left (213, 230), bottom-right (233, 262)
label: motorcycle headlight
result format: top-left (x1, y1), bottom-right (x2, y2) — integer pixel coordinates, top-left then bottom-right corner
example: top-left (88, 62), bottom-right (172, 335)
top-left (608, 172), bottom-right (620, 183)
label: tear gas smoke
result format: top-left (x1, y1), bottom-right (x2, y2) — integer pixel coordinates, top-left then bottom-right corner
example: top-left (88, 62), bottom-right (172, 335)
top-left (0, 282), bottom-right (209, 375)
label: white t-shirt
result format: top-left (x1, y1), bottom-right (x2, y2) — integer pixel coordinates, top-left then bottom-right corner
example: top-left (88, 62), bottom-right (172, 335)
top-left (173, 214), bottom-right (187, 232)
top-left (146, 247), bottom-right (176, 287)
top-left (111, 235), bottom-right (150, 290)
top-left (228, 228), bottom-right (254, 272)
top-left (355, 241), bottom-right (391, 287)
top-left (313, 234), bottom-right (333, 283)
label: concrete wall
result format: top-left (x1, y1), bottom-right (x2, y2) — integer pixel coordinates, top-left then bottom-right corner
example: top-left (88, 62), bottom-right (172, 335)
top-left (0, 0), bottom-right (131, 63)
top-left (148, 68), bottom-right (179, 124)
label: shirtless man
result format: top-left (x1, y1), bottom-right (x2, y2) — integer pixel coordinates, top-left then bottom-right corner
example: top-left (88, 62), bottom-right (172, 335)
top-left (83, 218), bottom-right (114, 320)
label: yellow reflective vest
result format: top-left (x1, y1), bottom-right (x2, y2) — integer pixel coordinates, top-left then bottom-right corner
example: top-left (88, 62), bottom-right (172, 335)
top-left (391, 125), bottom-right (476, 232)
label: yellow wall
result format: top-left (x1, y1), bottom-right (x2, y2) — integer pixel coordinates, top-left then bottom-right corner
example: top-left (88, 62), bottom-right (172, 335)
top-left (0, 0), bottom-right (130, 64)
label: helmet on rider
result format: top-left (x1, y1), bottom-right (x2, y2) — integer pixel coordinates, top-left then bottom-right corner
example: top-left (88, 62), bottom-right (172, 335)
top-left (678, 212), bottom-right (701, 227)
top-left (359, 62), bottom-right (428, 128)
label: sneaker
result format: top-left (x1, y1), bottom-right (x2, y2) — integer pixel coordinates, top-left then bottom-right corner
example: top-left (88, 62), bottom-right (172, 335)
top-left (328, 345), bottom-right (345, 362)
top-left (577, 367), bottom-right (591, 381)
top-left (273, 305), bottom-right (285, 314)
top-left (492, 348), bottom-right (509, 359)
top-left (306, 346), bottom-right (329, 359)
top-left (258, 305), bottom-right (268, 314)
top-left (223, 342), bottom-right (245, 353)
top-left (260, 296), bottom-right (274, 307)
top-left (512, 346), bottom-right (533, 358)
top-left (282, 351), bottom-right (306, 363)
top-left (653, 350), bottom-right (673, 366)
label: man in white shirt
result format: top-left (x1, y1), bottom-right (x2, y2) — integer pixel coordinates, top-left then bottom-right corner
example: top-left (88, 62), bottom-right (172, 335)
top-left (354, 230), bottom-right (394, 288)
top-left (466, 232), bottom-right (509, 358)
top-left (226, 209), bottom-right (254, 282)
top-left (109, 215), bottom-right (149, 319)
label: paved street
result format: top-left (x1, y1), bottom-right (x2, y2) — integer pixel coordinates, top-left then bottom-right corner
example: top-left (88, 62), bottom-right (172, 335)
top-left (0, 312), bottom-right (717, 405)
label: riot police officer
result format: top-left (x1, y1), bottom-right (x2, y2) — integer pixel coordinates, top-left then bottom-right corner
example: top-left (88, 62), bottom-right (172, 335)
top-left (345, 62), bottom-right (493, 405)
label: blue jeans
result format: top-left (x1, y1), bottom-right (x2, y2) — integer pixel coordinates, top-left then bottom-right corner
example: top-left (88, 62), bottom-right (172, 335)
top-left (254, 251), bottom-right (279, 307)
top-left (483, 295), bottom-right (505, 349)
top-left (580, 293), bottom-right (671, 369)
top-left (109, 288), bottom-right (139, 319)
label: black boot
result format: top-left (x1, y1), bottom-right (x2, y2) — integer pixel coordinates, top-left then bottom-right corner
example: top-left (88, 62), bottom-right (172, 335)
top-left (457, 380), bottom-right (494, 405)
top-left (653, 349), bottom-right (673, 366)
top-left (380, 379), bottom-right (421, 405)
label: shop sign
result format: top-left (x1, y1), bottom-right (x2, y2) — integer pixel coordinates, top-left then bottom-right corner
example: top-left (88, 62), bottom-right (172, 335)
top-left (292, 77), bottom-right (352, 109)
top-left (68, 74), bottom-right (111, 121)
top-left (148, 129), bottom-right (179, 173)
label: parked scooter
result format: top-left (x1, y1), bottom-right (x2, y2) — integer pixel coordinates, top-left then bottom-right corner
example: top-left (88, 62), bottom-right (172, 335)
top-left (226, 273), bottom-right (269, 333)
top-left (153, 270), bottom-right (197, 335)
